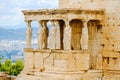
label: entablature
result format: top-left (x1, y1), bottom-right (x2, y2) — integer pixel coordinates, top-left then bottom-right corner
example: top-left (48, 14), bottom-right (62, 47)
top-left (22, 9), bottom-right (105, 21)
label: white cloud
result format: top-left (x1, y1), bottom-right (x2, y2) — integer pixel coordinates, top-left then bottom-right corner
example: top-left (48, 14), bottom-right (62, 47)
top-left (0, 15), bottom-right (22, 26)
top-left (0, 3), bottom-right (5, 11)
top-left (0, 0), bottom-right (58, 28)
top-left (0, 7), bottom-right (24, 26)
top-left (38, 0), bottom-right (46, 4)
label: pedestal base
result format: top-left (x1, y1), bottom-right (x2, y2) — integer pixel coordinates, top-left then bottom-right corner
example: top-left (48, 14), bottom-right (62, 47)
top-left (16, 70), bottom-right (103, 80)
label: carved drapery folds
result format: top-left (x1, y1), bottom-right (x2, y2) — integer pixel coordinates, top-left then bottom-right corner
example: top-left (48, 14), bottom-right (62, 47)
top-left (63, 20), bottom-right (72, 50)
top-left (49, 20), bottom-right (61, 49)
top-left (38, 20), bottom-right (48, 49)
top-left (55, 21), bottom-right (61, 49)
top-left (23, 9), bottom-right (104, 51)
top-left (42, 21), bottom-right (48, 49)
top-left (49, 21), bottom-right (57, 49)
top-left (26, 20), bottom-right (32, 48)
top-left (25, 19), bottom-right (90, 51)
top-left (38, 21), bottom-right (44, 49)
top-left (80, 20), bottom-right (88, 50)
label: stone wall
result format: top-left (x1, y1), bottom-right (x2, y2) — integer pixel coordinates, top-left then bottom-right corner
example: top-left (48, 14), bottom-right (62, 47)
top-left (59, 0), bottom-right (103, 10)
top-left (59, 0), bottom-right (120, 11)
top-left (101, 0), bottom-right (120, 72)
top-left (56, 0), bottom-right (120, 73)
top-left (23, 49), bottom-right (90, 72)
top-left (17, 49), bottom-right (106, 80)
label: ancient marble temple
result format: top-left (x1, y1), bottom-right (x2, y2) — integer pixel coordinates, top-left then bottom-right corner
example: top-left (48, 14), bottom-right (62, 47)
top-left (16, 0), bottom-right (120, 80)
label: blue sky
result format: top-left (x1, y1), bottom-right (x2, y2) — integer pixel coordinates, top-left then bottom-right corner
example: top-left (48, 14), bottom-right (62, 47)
top-left (0, 0), bottom-right (58, 29)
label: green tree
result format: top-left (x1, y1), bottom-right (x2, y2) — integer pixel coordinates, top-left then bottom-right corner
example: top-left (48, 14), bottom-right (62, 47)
top-left (0, 56), bottom-right (2, 68)
top-left (0, 56), bottom-right (2, 60)
top-left (10, 60), bottom-right (24, 76)
top-left (0, 59), bottom-right (24, 76)
top-left (0, 59), bottom-right (12, 72)
top-left (5, 59), bottom-right (12, 67)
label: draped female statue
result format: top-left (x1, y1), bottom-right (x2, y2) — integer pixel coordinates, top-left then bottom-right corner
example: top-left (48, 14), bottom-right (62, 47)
top-left (80, 21), bottom-right (88, 50)
top-left (38, 21), bottom-right (45, 49)
top-left (49, 21), bottom-right (57, 49)
top-left (26, 21), bottom-right (32, 48)
top-left (43, 21), bottom-right (48, 49)
top-left (55, 21), bottom-right (60, 49)
top-left (63, 21), bottom-right (72, 50)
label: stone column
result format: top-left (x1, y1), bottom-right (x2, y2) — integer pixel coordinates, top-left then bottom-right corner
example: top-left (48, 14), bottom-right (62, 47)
top-left (26, 20), bottom-right (32, 48)
top-left (42, 21), bottom-right (48, 49)
top-left (63, 20), bottom-right (72, 50)
top-left (49, 20), bottom-right (57, 49)
top-left (38, 20), bottom-right (44, 49)
top-left (80, 20), bottom-right (88, 50)
top-left (55, 21), bottom-right (61, 49)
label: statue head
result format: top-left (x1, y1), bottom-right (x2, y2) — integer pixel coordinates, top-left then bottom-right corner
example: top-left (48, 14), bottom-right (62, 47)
top-left (51, 20), bottom-right (55, 27)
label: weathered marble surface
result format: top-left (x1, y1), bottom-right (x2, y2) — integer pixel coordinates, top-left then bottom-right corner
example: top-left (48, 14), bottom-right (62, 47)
top-left (26, 21), bottom-right (32, 48)
top-left (63, 26), bottom-right (72, 50)
top-left (20, 0), bottom-right (120, 79)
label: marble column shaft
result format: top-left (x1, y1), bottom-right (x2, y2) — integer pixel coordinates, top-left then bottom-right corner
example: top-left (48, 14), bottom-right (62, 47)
top-left (80, 20), bottom-right (88, 50)
top-left (49, 21), bottom-right (57, 49)
top-left (26, 20), bottom-right (32, 48)
top-left (63, 20), bottom-right (72, 50)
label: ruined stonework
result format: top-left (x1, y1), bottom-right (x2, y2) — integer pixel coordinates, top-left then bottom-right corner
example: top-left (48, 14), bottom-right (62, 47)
top-left (16, 0), bottom-right (120, 80)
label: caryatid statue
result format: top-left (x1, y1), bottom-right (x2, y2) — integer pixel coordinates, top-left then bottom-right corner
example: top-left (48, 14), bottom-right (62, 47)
top-left (80, 21), bottom-right (88, 50)
top-left (38, 21), bottom-right (45, 49)
top-left (49, 20), bottom-right (57, 49)
top-left (26, 21), bottom-right (32, 48)
top-left (55, 21), bottom-right (60, 49)
top-left (63, 20), bottom-right (72, 50)
top-left (42, 21), bottom-right (48, 49)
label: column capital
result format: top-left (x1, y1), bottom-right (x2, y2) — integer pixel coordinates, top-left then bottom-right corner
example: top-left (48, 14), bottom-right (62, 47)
top-left (82, 20), bottom-right (89, 28)
top-left (51, 20), bottom-right (55, 27)
top-left (38, 20), bottom-right (43, 28)
top-left (81, 19), bottom-right (89, 23)
top-left (64, 19), bottom-right (70, 27)
top-left (50, 20), bottom-right (55, 22)
top-left (25, 20), bottom-right (32, 28)
top-left (38, 20), bottom-right (48, 28)
top-left (42, 20), bottom-right (48, 25)
top-left (25, 20), bottom-right (32, 23)
top-left (38, 20), bottom-right (43, 23)
top-left (65, 19), bottom-right (70, 23)
top-left (55, 20), bottom-right (59, 23)
top-left (55, 20), bottom-right (60, 25)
